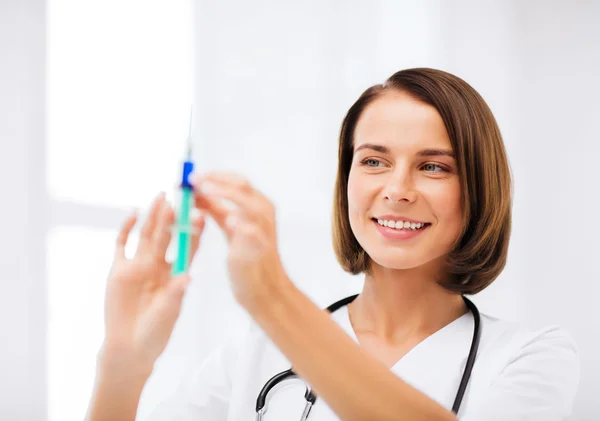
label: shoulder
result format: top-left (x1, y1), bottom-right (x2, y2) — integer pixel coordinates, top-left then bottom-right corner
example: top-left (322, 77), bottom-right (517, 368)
top-left (464, 312), bottom-right (580, 419)
top-left (477, 312), bottom-right (579, 370)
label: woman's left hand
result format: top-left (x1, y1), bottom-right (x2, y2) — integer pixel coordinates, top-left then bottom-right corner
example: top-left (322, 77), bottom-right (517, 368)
top-left (191, 172), bottom-right (291, 312)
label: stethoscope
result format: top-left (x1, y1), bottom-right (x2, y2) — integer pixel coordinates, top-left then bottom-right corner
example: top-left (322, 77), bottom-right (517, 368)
top-left (254, 294), bottom-right (481, 420)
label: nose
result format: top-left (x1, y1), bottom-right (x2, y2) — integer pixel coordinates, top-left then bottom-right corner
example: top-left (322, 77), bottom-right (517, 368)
top-left (383, 168), bottom-right (417, 203)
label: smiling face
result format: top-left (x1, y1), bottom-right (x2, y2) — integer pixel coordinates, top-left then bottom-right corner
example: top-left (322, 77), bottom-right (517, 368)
top-left (347, 90), bottom-right (463, 272)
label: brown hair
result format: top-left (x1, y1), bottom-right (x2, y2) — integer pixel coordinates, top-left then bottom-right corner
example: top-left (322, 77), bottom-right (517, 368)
top-left (332, 68), bottom-right (512, 295)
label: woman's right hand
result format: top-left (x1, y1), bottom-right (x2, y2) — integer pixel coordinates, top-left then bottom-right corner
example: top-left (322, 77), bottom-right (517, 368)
top-left (100, 192), bottom-right (206, 371)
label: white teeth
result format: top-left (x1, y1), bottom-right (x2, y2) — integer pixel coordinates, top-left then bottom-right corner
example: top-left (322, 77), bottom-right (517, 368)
top-left (376, 219), bottom-right (427, 230)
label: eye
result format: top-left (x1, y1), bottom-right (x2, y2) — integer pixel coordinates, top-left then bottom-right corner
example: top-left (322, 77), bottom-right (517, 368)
top-left (422, 163), bottom-right (446, 172)
top-left (361, 158), bottom-right (383, 168)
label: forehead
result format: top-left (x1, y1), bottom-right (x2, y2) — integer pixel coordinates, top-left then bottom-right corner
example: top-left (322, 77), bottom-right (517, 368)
top-left (354, 90), bottom-right (451, 150)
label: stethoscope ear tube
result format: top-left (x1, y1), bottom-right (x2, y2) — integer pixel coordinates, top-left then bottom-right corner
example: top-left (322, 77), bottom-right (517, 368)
top-left (325, 294), bottom-right (359, 313)
top-left (254, 294), bottom-right (481, 419)
top-left (451, 296), bottom-right (481, 414)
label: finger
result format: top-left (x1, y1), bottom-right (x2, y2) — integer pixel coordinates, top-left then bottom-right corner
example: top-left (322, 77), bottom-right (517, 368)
top-left (194, 190), bottom-right (234, 233)
top-left (188, 209), bottom-right (207, 261)
top-left (200, 185), bottom-right (276, 240)
top-left (202, 183), bottom-right (259, 210)
top-left (115, 210), bottom-right (138, 259)
top-left (151, 202), bottom-right (175, 261)
top-left (138, 274), bottom-right (191, 358)
top-left (138, 192), bottom-right (166, 255)
top-left (202, 171), bottom-right (252, 187)
top-left (192, 177), bottom-right (264, 222)
top-left (195, 172), bottom-right (258, 199)
top-left (158, 274), bottom-right (191, 321)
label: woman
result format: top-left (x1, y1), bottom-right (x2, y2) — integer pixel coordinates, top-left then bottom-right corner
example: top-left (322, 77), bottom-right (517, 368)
top-left (86, 68), bottom-right (579, 421)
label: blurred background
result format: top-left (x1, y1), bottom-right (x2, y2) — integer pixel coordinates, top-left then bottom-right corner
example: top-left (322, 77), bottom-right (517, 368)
top-left (1, 0), bottom-right (599, 420)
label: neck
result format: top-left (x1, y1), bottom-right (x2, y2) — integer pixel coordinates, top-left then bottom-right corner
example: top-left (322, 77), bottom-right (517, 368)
top-left (348, 261), bottom-right (467, 344)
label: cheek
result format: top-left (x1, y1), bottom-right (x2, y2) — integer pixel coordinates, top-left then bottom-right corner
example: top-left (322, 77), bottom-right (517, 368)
top-left (346, 170), bottom-right (364, 213)
top-left (346, 170), bottom-right (373, 234)
top-left (431, 180), bottom-right (462, 228)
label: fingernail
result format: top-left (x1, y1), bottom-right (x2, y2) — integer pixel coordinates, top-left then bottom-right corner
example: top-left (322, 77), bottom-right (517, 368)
top-left (190, 173), bottom-right (202, 186)
top-left (198, 181), bottom-right (216, 195)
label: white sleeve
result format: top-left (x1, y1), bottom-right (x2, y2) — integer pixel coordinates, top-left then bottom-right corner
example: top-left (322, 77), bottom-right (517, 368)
top-left (142, 331), bottom-right (243, 421)
top-left (461, 326), bottom-right (580, 421)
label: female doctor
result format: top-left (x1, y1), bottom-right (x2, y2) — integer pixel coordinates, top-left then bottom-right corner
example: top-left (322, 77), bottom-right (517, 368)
top-left (86, 68), bottom-right (579, 421)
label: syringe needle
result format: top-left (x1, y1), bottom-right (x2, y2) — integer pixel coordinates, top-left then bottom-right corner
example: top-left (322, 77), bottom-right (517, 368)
top-left (186, 106), bottom-right (193, 159)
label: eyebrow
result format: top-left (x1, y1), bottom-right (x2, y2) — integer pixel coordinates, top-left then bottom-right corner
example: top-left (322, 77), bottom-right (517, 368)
top-left (354, 143), bottom-right (455, 158)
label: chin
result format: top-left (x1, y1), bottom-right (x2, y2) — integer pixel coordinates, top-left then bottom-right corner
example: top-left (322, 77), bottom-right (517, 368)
top-left (366, 248), bottom-right (429, 271)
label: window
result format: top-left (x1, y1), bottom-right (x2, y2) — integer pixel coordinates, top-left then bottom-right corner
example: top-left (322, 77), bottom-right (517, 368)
top-left (46, 1), bottom-right (192, 419)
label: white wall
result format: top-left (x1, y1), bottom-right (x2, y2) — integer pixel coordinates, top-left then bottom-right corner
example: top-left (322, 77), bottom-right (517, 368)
top-left (0, 0), bottom-right (47, 419)
top-left (435, 3), bottom-right (600, 419)
top-left (514, 2), bottom-right (600, 419)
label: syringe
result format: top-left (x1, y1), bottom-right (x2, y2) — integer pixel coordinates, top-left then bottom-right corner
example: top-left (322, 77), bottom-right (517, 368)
top-left (171, 108), bottom-right (195, 275)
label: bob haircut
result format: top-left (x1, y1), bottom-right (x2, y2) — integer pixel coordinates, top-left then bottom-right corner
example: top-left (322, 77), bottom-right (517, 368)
top-left (332, 68), bottom-right (512, 295)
